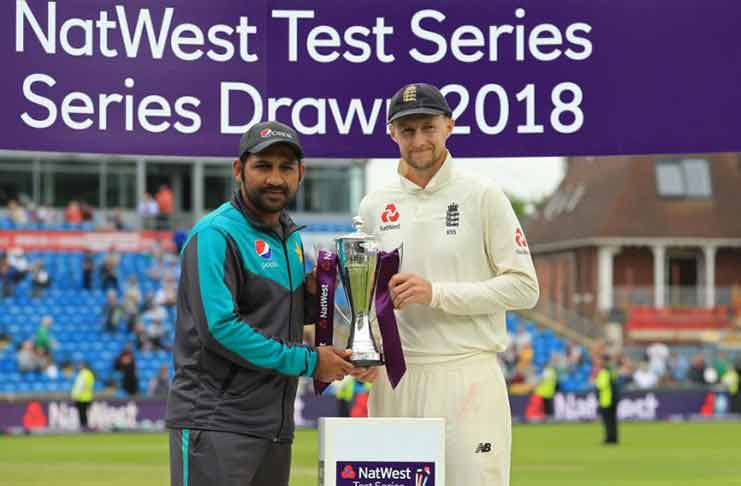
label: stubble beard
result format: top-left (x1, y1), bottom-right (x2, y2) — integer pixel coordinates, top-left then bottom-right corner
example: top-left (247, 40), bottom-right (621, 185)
top-left (240, 170), bottom-right (293, 214)
top-left (404, 147), bottom-right (444, 172)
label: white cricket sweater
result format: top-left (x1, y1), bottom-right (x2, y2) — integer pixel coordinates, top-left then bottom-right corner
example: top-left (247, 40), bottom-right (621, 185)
top-left (358, 154), bottom-right (539, 364)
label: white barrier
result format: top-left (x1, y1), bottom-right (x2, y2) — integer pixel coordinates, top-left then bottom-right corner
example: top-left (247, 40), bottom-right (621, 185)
top-left (318, 417), bottom-right (445, 486)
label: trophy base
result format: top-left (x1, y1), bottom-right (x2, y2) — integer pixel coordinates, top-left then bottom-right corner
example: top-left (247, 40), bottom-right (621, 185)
top-left (351, 358), bottom-right (384, 367)
top-left (350, 350), bottom-right (384, 367)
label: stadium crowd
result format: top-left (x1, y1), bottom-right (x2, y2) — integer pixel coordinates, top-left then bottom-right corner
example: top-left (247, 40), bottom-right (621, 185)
top-left (0, 238), bottom-right (180, 398)
top-left (0, 196), bottom-right (739, 404)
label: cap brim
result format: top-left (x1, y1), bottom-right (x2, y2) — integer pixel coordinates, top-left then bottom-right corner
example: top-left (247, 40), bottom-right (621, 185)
top-left (242, 138), bottom-right (304, 160)
top-left (387, 107), bottom-right (450, 124)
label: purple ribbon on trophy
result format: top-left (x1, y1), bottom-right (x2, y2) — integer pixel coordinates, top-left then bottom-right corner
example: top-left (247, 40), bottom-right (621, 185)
top-left (314, 249), bottom-right (338, 395)
top-left (373, 249), bottom-right (406, 389)
top-left (313, 220), bottom-right (406, 395)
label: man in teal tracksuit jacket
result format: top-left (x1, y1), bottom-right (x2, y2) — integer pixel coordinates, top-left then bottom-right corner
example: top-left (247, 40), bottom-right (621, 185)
top-left (166, 121), bottom-right (352, 486)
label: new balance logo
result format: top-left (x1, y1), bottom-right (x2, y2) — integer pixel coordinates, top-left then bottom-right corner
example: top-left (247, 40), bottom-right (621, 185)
top-left (474, 442), bottom-right (492, 453)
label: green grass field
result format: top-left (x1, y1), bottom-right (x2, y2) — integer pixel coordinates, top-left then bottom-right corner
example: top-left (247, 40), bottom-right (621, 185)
top-left (0, 422), bottom-right (739, 486)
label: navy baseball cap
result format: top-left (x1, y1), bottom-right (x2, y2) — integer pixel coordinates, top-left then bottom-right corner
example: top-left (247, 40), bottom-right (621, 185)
top-left (387, 83), bottom-right (452, 124)
top-left (238, 121), bottom-right (304, 160)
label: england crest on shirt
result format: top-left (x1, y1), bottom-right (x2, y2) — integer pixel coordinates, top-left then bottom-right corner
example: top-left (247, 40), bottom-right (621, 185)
top-left (445, 202), bottom-right (460, 235)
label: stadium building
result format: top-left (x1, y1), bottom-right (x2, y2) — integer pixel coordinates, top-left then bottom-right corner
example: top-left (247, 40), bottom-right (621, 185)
top-left (0, 151), bottom-right (366, 230)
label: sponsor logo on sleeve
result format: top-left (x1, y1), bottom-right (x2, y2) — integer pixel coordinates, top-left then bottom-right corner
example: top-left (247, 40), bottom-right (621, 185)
top-left (515, 228), bottom-right (530, 255)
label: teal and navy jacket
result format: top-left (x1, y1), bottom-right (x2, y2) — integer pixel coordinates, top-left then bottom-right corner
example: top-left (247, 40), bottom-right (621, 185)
top-left (165, 191), bottom-right (318, 442)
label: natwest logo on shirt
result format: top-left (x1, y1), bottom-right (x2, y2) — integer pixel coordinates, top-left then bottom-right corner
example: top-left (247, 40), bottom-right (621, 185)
top-left (380, 203), bottom-right (401, 231)
top-left (381, 203), bottom-right (400, 223)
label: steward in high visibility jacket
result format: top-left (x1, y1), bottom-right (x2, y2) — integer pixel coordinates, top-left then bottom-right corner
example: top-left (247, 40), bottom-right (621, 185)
top-left (595, 355), bottom-right (619, 444)
top-left (534, 363), bottom-right (558, 418)
top-left (71, 362), bottom-right (95, 430)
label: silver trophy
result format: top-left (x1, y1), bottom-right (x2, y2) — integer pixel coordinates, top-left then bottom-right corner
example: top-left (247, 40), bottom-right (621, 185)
top-left (335, 217), bottom-right (384, 367)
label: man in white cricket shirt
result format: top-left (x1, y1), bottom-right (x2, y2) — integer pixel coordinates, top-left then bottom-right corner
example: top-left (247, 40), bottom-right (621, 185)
top-left (352, 83), bottom-right (539, 485)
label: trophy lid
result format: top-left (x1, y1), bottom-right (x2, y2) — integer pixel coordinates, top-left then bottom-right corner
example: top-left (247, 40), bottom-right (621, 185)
top-left (335, 216), bottom-right (376, 242)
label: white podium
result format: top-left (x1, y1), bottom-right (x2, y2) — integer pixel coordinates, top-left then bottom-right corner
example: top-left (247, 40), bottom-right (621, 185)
top-left (318, 417), bottom-right (445, 486)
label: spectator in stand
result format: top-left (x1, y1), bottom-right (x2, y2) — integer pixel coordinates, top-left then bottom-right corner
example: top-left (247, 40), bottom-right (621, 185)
top-left (512, 325), bottom-right (532, 353)
top-left (567, 344), bottom-right (585, 370)
top-left (646, 342), bottom-right (669, 379)
top-left (65, 200), bottom-right (82, 224)
top-left (148, 364), bottom-right (170, 398)
top-left (102, 290), bottom-right (124, 333)
top-left (172, 226), bottom-right (188, 254)
top-left (99, 247), bottom-right (120, 290)
top-left (132, 319), bottom-right (149, 351)
top-left (509, 343), bottom-right (536, 390)
top-left (163, 252), bottom-right (181, 281)
top-left (145, 313), bottom-right (168, 351)
top-left (687, 353), bottom-right (707, 385)
top-left (137, 192), bottom-right (159, 230)
top-left (0, 255), bottom-right (16, 297)
top-left (713, 352), bottom-right (731, 378)
top-left (34, 204), bottom-right (54, 226)
top-left (8, 199), bottom-right (29, 225)
top-left (17, 340), bottom-right (43, 372)
top-left (668, 351), bottom-right (690, 384)
top-left (154, 274), bottom-right (178, 308)
top-left (122, 275), bottom-right (142, 332)
top-left (632, 361), bottom-right (658, 389)
top-left (140, 290), bottom-right (156, 314)
top-left (109, 208), bottom-right (127, 231)
top-left (146, 246), bottom-right (166, 281)
top-left (82, 248), bottom-right (94, 290)
top-left (79, 201), bottom-right (94, 222)
top-left (500, 344), bottom-right (517, 381)
top-left (143, 303), bottom-right (167, 325)
top-left (34, 315), bottom-right (55, 357)
top-left (39, 351), bottom-right (59, 380)
top-left (7, 247), bottom-right (30, 283)
top-left (30, 260), bottom-right (51, 298)
top-left (155, 184), bottom-right (174, 229)
top-left (114, 344), bottom-right (139, 396)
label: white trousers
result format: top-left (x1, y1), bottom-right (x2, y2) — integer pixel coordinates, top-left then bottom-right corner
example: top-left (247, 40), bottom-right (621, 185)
top-left (368, 353), bottom-right (511, 486)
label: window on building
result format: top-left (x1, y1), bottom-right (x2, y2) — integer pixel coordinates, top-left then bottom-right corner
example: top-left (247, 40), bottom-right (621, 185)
top-left (296, 167), bottom-right (352, 213)
top-left (106, 163), bottom-right (136, 209)
top-left (0, 163), bottom-right (33, 206)
top-left (655, 159), bottom-right (712, 198)
top-left (204, 165), bottom-right (234, 210)
top-left (41, 162), bottom-right (101, 207)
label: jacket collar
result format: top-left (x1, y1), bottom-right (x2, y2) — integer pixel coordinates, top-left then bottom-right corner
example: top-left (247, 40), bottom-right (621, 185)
top-left (230, 189), bottom-right (300, 237)
top-left (398, 151), bottom-right (455, 194)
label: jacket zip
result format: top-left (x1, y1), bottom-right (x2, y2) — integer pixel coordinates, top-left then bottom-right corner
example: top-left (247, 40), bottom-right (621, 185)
top-left (272, 225), bottom-right (302, 442)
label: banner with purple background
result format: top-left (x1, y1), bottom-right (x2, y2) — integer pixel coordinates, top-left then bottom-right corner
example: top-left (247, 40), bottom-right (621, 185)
top-left (0, 390), bottom-right (733, 432)
top-left (2, 1), bottom-right (740, 158)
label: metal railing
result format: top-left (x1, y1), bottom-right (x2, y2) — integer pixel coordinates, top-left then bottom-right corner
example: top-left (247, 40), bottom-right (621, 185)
top-left (614, 286), bottom-right (737, 309)
top-left (531, 296), bottom-right (603, 340)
